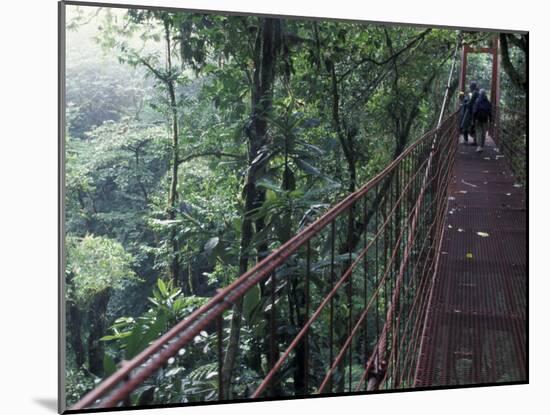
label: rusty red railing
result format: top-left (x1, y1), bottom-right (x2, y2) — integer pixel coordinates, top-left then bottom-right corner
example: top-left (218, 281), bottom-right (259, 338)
top-left (71, 110), bottom-right (459, 410)
top-left (492, 106), bottom-right (527, 185)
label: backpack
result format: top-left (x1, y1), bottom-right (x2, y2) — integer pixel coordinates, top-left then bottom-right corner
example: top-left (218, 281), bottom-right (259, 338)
top-left (475, 98), bottom-right (491, 122)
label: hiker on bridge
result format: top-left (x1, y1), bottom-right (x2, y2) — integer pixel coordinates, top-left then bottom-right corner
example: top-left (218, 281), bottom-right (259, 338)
top-left (473, 88), bottom-right (492, 152)
top-left (458, 91), bottom-right (471, 144)
top-left (467, 81), bottom-right (480, 145)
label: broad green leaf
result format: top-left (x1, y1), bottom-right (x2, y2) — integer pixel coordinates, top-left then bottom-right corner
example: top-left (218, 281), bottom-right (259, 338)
top-left (103, 354), bottom-right (117, 377)
top-left (256, 178), bottom-right (281, 192)
top-left (157, 279), bottom-right (168, 297)
top-left (266, 189), bottom-right (277, 202)
top-left (295, 158), bottom-right (321, 176)
top-left (243, 283), bottom-right (261, 322)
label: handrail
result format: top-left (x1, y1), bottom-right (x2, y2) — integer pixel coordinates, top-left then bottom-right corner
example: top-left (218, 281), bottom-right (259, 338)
top-left (492, 105), bottom-right (527, 185)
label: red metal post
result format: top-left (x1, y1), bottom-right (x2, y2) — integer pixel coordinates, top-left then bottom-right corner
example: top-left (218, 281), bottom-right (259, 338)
top-left (495, 37), bottom-right (501, 142)
top-left (491, 36), bottom-right (500, 105)
top-left (459, 45), bottom-right (470, 95)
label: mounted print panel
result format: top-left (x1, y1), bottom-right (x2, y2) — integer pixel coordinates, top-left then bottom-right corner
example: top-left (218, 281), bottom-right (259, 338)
top-left (59, 1), bottom-right (528, 413)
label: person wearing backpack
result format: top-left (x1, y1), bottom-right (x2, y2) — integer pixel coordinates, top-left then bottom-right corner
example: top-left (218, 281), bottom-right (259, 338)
top-left (467, 81), bottom-right (480, 145)
top-left (459, 91), bottom-right (471, 143)
top-left (472, 88), bottom-right (492, 152)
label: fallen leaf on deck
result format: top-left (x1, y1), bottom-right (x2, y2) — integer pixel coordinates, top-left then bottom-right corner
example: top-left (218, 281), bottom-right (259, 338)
top-left (448, 224), bottom-right (453, 229)
top-left (513, 183), bottom-right (523, 188)
top-left (466, 252), bottom-right (473, 259)
top-left (448, 196), bottom-right (456, 201)
top-left (506, 193), bottom-right (511, 196)
top-left (458, 228), bottom-right (464, 232)
top-left (458, 190), bottom-right (468, 194)
top-left (477, 232), bottom-right (489, 237)
top-left (461, 179), bottom-right (478, 188)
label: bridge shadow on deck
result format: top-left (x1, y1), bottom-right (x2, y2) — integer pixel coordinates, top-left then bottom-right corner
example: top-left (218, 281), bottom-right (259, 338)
top-left (416, 136), bottom-right (527, 387)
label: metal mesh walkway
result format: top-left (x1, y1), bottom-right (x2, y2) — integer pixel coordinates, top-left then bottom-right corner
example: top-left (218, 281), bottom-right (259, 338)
top-left (414, 136), bottom-right (527, 386)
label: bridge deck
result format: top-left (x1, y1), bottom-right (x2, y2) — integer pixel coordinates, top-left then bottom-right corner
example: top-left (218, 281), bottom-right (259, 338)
top-left (416, 136), bottom-right (527, 387)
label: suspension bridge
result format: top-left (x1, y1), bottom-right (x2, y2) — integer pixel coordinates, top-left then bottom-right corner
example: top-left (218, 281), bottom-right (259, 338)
top-left (69, 40), bottom-right (527, 411)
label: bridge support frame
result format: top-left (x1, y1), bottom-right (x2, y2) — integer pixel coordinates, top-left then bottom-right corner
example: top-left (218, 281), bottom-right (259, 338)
top-left (459, 36), bottom-right (500, 106)
top-left (459, 36), bottom-right (501, 137)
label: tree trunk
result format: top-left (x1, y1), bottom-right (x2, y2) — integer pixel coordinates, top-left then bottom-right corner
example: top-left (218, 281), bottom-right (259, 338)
top-left (221, 17), bottom-right (281, 399)
top-left (329, 59), bottom-right (357, 194)
top-left (66, 271), bottom-right (86, 368)
top-left (499, 34), bottom-right (527, 91)
top-left (161, 19), bottom-right (183, 290)
top-left (328, 58), bottom-right (360, 392)
top-left (87, 289), bottom-right (111, 377)
top-left (67, 300), bottom-right (85, 368)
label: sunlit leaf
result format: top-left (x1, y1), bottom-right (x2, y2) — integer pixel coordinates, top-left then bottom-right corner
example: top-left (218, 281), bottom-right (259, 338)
top-left (204, 237), bottom-right (219, 255)
top-left (157, 279), bottom-right (168, 296)
top-left (295, 158), bottom-right (321, 176)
